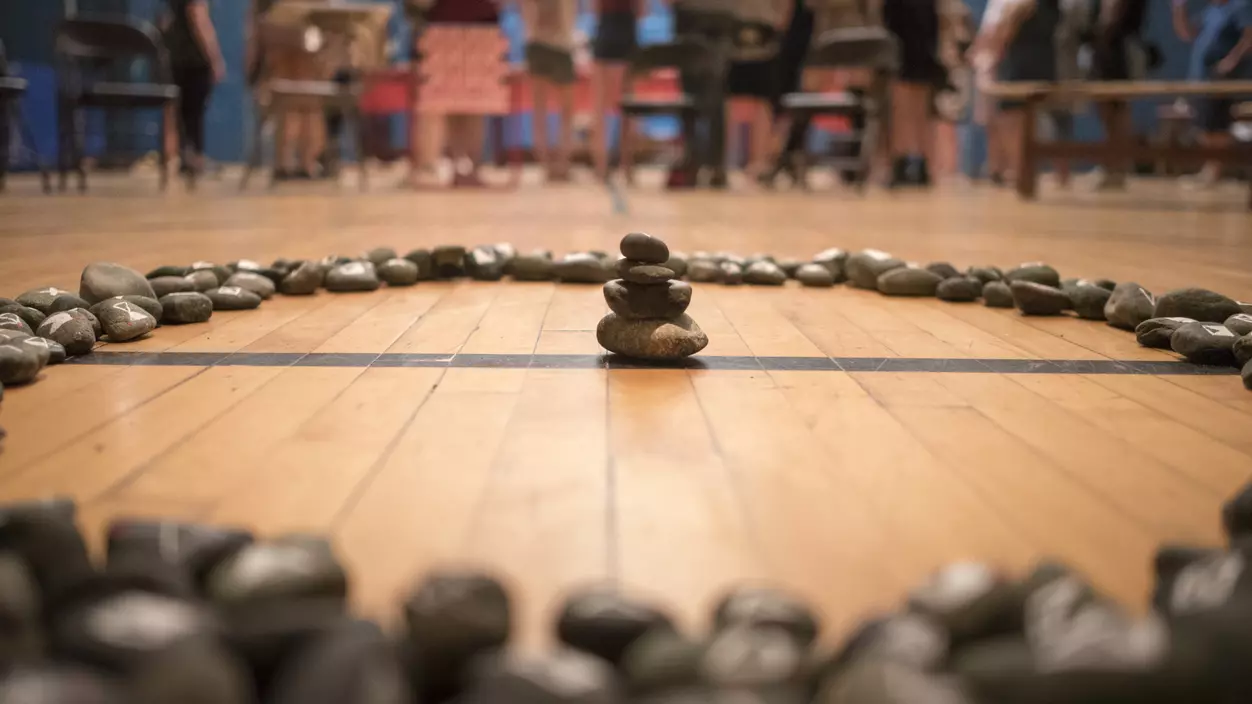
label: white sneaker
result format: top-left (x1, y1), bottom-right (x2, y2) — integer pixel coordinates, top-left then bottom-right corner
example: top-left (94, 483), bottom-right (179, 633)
top-left (1180, 167), bottom-right (1221, 191)
top-left (1086, 167), bottom-right (1126, 191)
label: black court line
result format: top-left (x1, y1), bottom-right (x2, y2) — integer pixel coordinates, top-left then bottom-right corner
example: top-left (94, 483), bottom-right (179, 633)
top-left (63, 351), bottom-right (1241, 376)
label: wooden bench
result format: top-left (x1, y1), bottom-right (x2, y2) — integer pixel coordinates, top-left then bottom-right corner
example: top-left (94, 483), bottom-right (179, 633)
top-left (981, 80), bottom-right (1252, 208)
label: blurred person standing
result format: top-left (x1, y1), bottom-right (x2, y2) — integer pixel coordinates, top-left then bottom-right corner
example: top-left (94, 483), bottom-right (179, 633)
top-left (589, 0), bottom-right (643, 179)
top-left (163, 0), bottom-right (225, 177)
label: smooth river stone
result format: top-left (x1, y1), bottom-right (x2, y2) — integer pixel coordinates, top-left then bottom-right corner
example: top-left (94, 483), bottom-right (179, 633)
top-left (90, 296), bottom-right (162, 324)
top-left (206, 287), bottom-right (263, 311)
top-left (378, 258), bottom-right (420, 286)
top-left (662, 252), bottom-right (688, 278)
top-left (620, 232), bottom-right (669, 264)
top-left (982, 281), bottom-right (1014, 308)
top-left (0, 343), bottom-right (45, 385)
top-left (1154, 288), bottom-right (1242, 323)
top-left (22, 337), bottom-right (66, 365)
top-left (323, 262), bottom-right (382, 293)
top-left (617, 260), bottom-right (675, 285)
top-left (510, 252), bottom-right (555, 281)
top-left (465, 247), bottom-right (506, 281)
top-left (1010, 281), bottom-right (1071, 316)
top-left (365, 247), bottom-right (398, 267)
top-left (1003, 262), bottom-right (1061, 288)
top-left (79, 262), bottom-right (156, 304)
top-left (160, 292), bottom-right (214, 325)
top-left (0, 304), bottom-right (45, 330)
top-left (1104, 282), bottom-right (1155, 330)
top-left (878, 267), bottom-right (942, 297)
top-left (1067, 284), bottom-right (1113, 320)
top-left (224, 272), bottom-right (276, 300)
top-left (686, 260), bottom-right (721, 283)
top-left (184, 270), bottom-right (220, 293)
top-left (1170, 322), bottom-right (1238, 366)
top-left (966, 266), bottom-right (1004, 284)
top-left (0, 313), bottom-right (32, 335)
top-left (1222, 313), bottom-right (1252, 337)
top-left (149, 276), bottom-right (194, 299)
top-left (1244, 359), bottom-right (1252, 391)
top-left (846, 250), bottom-right (906, 289)
top-left (402, 249), bottom-right (435, 280)
top-left (926, 262), bottom-right (961, 280)
top-left (936, 277), bottom-right (981, 302)
top-left (95, 300), bottom-right (157, 342)
top-left (795, 263), bottom-right (835, 287)
top-left (719, 262), bottom-right (744, 286)
top-left (189, 261), bottom-right (232, 285)
top-left (1236, 334), bottom-right (1252, 367)
top-left (432, 246), bottom-right (467, 278)
top-left (147, 265), bottom-right (190, 279)
top-left (812, 248), bottom-right (848, 283)
top-left (604, 280), bottom-right (692, 319)
top-left (597, 314), bottom-right (709, 360)
top-left (280, 261), bottom-right (324, 295)
top-left (15, 287), bottom-right (85, 315)
top-left (1134, 318), bottom-right (1195, 349)
top-left (36, 311), bottom-right (96, 356)
top-left (743, 261), bottom-right (786, 286)
top-left (554, 254), bottom-right (613, 284)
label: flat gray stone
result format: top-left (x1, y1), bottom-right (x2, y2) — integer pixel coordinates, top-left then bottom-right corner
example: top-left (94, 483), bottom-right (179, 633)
top-left (21, 336), bottom-right (66, 365)
top-left (16, 287), bottom-right (89, 315)
top-left (378, 258), bottom-right (420, 287)
top-left (324, 262), bottom-right (382, 293)
top-left (712, 585), bottom-right (820, 647)
top-left (365, 247), bottom-right (397, 267)
top-left (0, 313), bottom-right (32, 335)
top-left (604, 280), bottom-right (692, 319)
top-left (555, 254), bottom-right (612, 284)
top-left (686, 260), bottom-right (721, 283)
top-left (1244, 359), bottom-right (1252, 391)
top-left (466, 247), bottom-right (505, 281)
top-left (1236, 334), bottom-right (1252, 368)
top-left (463, 650), bottom-right (618, 704)
top-left (982, 281), bottom-right (1014, 308)
top-left (403, 249), bottom-right (435, 280)
top-left (207, 534), bottom-right (347, 605)
top-left (183, 270), bottom-right (220, 293)
top-left (493, 243), bottom-right (517, 267)
top-left (926, 262), bottom-right (961, 280)
top-left (878, 267), bottom-right (942, 297)
top-left (149, 276), bottom-right (194, 299)
top-left (224, 272), bottom-right (276, 300)
top-left (90, 296), bottom-right (162, 324)
top-left (161, 292), bottom-right (214, 325)
top-left (280, 261), bottom-right (324, 295)
top-left (1135, 318), bottom-right (1195, 349)
top-left (205, 286), bottom-right (263, 310)
top-left (432, 246), bottom-right (467, 278)
top-left (1154, 288), bottom-right (1242, 323)
top-left (1170, 322), bottom-right (1239, 366)
top-left (617, 260), bottom-right (674, 285)
top-left (510, 253), bottom-right (555, 281)
top-left (719, 262), bottom-right (744, 286)
top-left (147, 265), bottom-right (190, 279)
top-left (189, 261), bottom-right (232, 285)
top-left (0, 304), bottom-right (45, 330)
top-left (1240, 301), bottom-right (1252, 316)
top-left (847, 250), bottom-right (905, 289)
top-left (1104, 282), bottom-right (1156, 330)
top-left (744, 261), bottom-right (786, 286)
top-left (597, 313), bottom-right (708, 360)
top-left (662, 252), bottom-right (688, 278)
top-left (1067, 284), bottom-right (1113, 320)
top-left (1004, 262), bottom-right (1060, 288)
top-left (620, 232), bottom-right (669, 264)
top-left (966, 266), bottom-right (1003, 284)
top-left (937, 277), bottom-right (981, 302)
top-left (777, 258), bottom-right (804, 278)
top-left (79, 262), bottom-right (156, 304)
top-left (795, 263), bottom-right (835, 287)
top-left (813, 248), bottom-right (848, 283)
top-left (1011, 281), bottom-right (1071, 316)
top-left (0, 343), bottom-right (45, 386)
top-left (36, 310), bottom-right (96, 356)
top-left (95, 299), bottom-right (157, 342)
top-left (67, 308), bottom-right (102, 338)
top-left (1223, 313), bottom-right (1252, 337)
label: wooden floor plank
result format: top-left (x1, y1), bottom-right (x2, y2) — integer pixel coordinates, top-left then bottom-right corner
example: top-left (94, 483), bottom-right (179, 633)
top-left (314, 288), bottom-right (446, 354)
top-left (1089, 375), bottom-right (1252, 455)
top-left (170, 297), bottom-right (328, 353)
top-left (939, 305), bottom-right (1114, 360)
top-left (384, 283), bottom-right (499, 354)
top-left (707, 288), bottom-right (827, 358)
top-left (241, 292), bottom-right (392, 354)
top-left (460, 282), bottom-right (555, 355)
top-left (0, 364), bottom-right (126, 416)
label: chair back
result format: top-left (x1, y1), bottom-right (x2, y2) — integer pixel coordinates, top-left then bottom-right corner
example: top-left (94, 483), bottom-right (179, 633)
top-left (55, 14), bottom-right (170, 82)
top-left (0, 40), bottom-right (8, 76)
top-left (626, 38), bottom-right (718, 80)
top-left (807, 26), bottom-right (900, 72)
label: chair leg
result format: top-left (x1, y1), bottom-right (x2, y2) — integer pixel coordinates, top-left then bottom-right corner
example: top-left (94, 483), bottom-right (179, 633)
top-left (72, 107), bottom-right (86, 193)
top-left (240, 104), bottom-right (267, 191)
top-left (620, 116), bottom-right (635, 187)
top-left (857, 108), bottom-right (877, 192)
top-left (0, 101), bottom-right (9, 193)
top-left (57, 103), bottom-right (70, 192)
top-left (270, 105), bottom-right (285, 189)
top-left (17, 104), bottom-right (52, 194)
top-left (351, 105), bottom-right (367, 191)
top-left (157, 104), bottom-right (169, 191)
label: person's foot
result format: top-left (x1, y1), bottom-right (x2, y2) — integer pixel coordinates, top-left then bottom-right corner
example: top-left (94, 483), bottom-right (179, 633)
top-left (1086, 167), bottom-right (1126, 191)
top-left (886, 157), bottom-right (911, 189)
top-left (989, 171), bottom-right (1005, 187)
top-left (1180, 166), bottom-right (1221, 191)
top-left (707, 170), bottom-right (729, 190)
top-left (915, 158), bottom-right (932, 188)
top-left (666, 168), bottom-right (697, 190)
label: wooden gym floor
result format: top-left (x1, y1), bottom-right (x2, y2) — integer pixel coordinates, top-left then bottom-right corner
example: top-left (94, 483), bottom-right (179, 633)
top-left (1, 172), bottom-right (1251, 645)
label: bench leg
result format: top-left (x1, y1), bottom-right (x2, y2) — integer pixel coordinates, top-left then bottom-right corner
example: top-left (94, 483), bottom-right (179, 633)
top-left (1016, 95), bottom-right (1040, 200)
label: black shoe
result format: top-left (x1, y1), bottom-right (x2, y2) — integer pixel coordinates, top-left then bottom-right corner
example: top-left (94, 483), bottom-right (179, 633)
top-left (666, 168), bottom-right (697, 190)
top-left (886, 157), bottom-right (911, 189)
top-left (707, 170), bottom-right (729, 190)
top-left (916, 158), bottom-right (932, 188)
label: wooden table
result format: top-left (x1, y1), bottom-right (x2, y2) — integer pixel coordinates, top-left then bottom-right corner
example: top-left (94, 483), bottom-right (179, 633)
top-left (982, 80), bottom-right (1252, 208)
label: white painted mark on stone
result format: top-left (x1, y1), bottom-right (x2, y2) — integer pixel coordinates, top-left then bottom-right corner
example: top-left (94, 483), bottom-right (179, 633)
top-left (1139, 288), bottom-right (1155, 305)
top-left (1231, 314), bottom-right (1252, 323)
top-left (116, 302), bottom-right (148, 322)
top-left (340, 262), bottom-right (368, 276)
top-left (1203, 325), bottom-right (1235, 337)
top-left (43, 311), bottom-right (74, 334)
top-left (0, 313), bottom-right (22, 326)
top-left (216, 286), bottom-right (244, 296)
top-left (1171, 552), bottom-right (1245, 613)
top-left (191, 261), bottom-right (215, 269)
top-left (86, 592), bottom-right (203, 650)
top-left (864, 249), bottom-right (892, 261)
top-left (1167, 317), bottom-right (1194, 323)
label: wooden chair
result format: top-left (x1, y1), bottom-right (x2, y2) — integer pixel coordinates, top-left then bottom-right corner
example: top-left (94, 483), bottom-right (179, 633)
top-left (0, 40), bottom-right (50, 193)
top-left (54, 15), bottom-right (180, 192)
top-left (776, 27), bottom-right (900, 190)
top-left (241, 77), bottom-right (367, 190)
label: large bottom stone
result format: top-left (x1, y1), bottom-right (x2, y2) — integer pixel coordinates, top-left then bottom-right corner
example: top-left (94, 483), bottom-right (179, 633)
top-left (597, 314), bottom-right (708, 361)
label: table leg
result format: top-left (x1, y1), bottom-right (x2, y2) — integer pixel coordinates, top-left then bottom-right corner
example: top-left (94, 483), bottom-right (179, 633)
top-left (1016, 95), bottom-right (1039, 200)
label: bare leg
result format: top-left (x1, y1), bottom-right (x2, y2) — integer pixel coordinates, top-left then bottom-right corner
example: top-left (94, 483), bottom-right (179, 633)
top-left (555, 82), bottom-right (575, 180)
top-left (890, 82), bottom-right (927, 158)
top-left (999, 108), bottom-right (1024, 179)
top-left (590, 63), bottom-right (610, 178)
top-left (532, 79), bottom-right (550, 177)
top-left (302, 108), bottom-right (325, 175)
top-left (1094, 102), bottom-right (1128, 189)
top-left (745, 99), bottom-right (772, 176)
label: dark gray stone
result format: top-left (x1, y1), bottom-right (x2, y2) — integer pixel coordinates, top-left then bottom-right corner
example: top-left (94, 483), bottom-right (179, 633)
top-left (13, 335), bottom-right (50, 370)
top-left (619, 629), bottom-right (704, 694)
top-left (324, 262), bottom-right (382, 293)
top-left (403, 249), bottom-right (435, 280)
top-left (160, 292), bottom-right (214, 325)
top-left (1236, 334), bottom-right (1252, 368)
top-left (618, 259), bottom-right (675, 285)
top-left (982, 281), bottom-right (1014, 308)
top-left (229, 259), bottom-right (266, 273)
top-left (0, 312), bottom-right (32, 335)
top-left (147, 265), bottom-right (189, 279)
top-left (69, 308), bottom-right (102, 338)
top-left (1004, 262), bottom-right (1060, 288)
top-left (796, 263), bottom-right (835, 287)
top-left (686, 260), bottom-right (721, 283)
top-left (149, 276), bottom-right (194, 299)
top-left (1104, 282), bottom-right (1156, 330)
top-left (926, 262), bottom-right (961, 280)
top-left (847, 250), bottom-right (905, 289)
top-left (937, 277), bottom-right (981, 302)
top-left (79, 262), bottom-right (156, 304)
top-left (432, 246), bottom-right (467, 278)
top-left (1223, 313), bottom-right (1252, 337)
top-left (813, 248), bottom-right (848, 283)
top-left (378, 258), bottom-right (420, 287)
top-left (184, 270), bottom-right (220, 293)
top-left (16, 287), bottom-right (89, 315)
top-left (1170, 322), bottom-right (1239, 365)
top-left (280, 261), bottom-right (324, 295)
top-left (205, 287), bottom-right (263, 311)
top-left (556, 587), bottom-right (674, 666)
top-left (466, 247), bottom-right (506, 281)
top-left (511, 252), bottom-right (555, 281)
top-left (744, 261), bottom-right (787, 286)
top-left (830, 614), bottom-right (950, 672)
top-left (555, 254), bottom-right (613, 284)
top-left (1135, 318), bottom-right (1195, 349)
top-left (224, 272), bottom-right (276, 300)
top-left (0, 304), bottom-right (45, 330)
top-left (663, 252), bottom-right (688, 278)
top-left (463, 650), bottom-right (619, 704)
top-left (701, 624), bottom-right (807, 689)
top-left (207, 534), bottom-right (347, 606)
top-left (493, 243), bottom-right (517, 267)
top-left (966, 266), bottom-right (1003, 284)
top-left (22, 337), bottom-right (66, 365)
top-left (36, 311), bottom-right (96, 356)
top-left (604, 280), bottom-right (691, 319)
top-left (94, 300), bottom-right (157, 342)
top-left (719, 262), bottom-right (744, 286)
top-left (1094, 279), bottom-right (1117, 291)
top-left (1244, 359), bottom-right (1252, 391)
top-left (778, 258), bottom-right (804, 278)
top-left (89, 296), bottom-right (161, 325)
top-left (712, 586), bottom-right (820, 647)
top-left (189, 261), bottom-right (232, 285)
top-left (1067, 284), bottom-right (1113, 320)
top-left (1011, 281), bottom-right (1071, 316)
top-left (1154, 287), bottom-right (1242, 323)
top-left (906, 562), bottom-right (1019, 645)
top-left (0, 666), bottom-right (127, 704)
top-left (265, 619), bottom-right (408, 704)
top-left (878, 267), bottom-right (942, 297)
top-left (0, 342), bottom-right (45, 385)
top-left (620, 232), bottom-right (670, 264)
top-left (1241, 301), bottom-right (1252, 316)
top-left (365, 247), bottom-right (397, 267)
top-left (821, 659), bottom-right (973, 704)
top-left (597, 313), bottom-right (708, 360)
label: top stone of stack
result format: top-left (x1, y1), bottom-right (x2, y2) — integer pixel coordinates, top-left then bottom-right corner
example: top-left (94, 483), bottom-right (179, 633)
top-left (619, 232), bottom-right (670, 265)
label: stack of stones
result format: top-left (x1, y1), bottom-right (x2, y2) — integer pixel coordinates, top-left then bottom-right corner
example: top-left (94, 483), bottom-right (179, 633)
top-left (2, 480), bottom-right (1252, 702)
top-left (597, 233), bottom-right (709, 361)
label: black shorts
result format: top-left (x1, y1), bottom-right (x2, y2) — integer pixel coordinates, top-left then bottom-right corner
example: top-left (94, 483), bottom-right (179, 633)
top-left (728, 59), bottom-right (776, 99)
top-left (1196, 95), bottom-right (1236, 133)
top-left (1093, 36), bottom-right (1132, 80)
top-left (594, 11), bottom-right (637, 61)
top-left (526, 43), bottom-right (576, 85)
